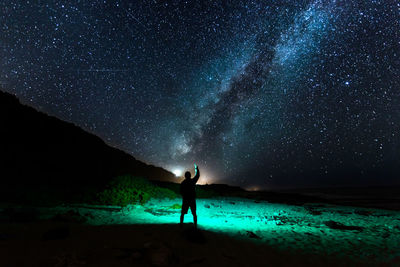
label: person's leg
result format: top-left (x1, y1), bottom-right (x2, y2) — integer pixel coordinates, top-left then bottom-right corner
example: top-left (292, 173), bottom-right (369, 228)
top-left (181, 200), bottom-right (189, 227)
top-left (180, 212), bottom-right (184, 227)
top-left (191, 201), bottom-right (197, 229)
top-left (193, 213), bottom-right (197, 229)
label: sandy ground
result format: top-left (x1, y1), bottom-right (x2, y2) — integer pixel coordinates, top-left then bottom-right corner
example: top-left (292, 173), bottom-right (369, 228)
top-left (1, 197), bottom-right (400, 266)
top-left (1, 221), bottom-right (366, 267)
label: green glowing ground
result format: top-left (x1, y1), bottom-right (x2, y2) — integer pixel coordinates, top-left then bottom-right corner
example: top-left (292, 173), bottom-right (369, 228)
top-left (39, 197), bottom-right (400, 264)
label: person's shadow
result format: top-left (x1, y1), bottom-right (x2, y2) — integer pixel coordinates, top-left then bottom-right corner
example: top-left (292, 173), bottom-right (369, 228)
top-left (181, 227), bottom-right (206, 244)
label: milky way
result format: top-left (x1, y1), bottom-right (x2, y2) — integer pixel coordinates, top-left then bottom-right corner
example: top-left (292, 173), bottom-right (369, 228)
top-left (1, 0), bottom-right (399, 188)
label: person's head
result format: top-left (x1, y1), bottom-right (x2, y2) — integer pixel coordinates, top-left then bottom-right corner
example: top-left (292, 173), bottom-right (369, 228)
top-left (185, 171), bottom-right (191, 179)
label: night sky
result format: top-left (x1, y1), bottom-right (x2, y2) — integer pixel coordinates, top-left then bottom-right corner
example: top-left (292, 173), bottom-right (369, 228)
top-left (1, 1), bottom-right (399, 189)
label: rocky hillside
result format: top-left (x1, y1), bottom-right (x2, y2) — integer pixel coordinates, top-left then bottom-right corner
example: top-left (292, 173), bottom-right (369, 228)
top-left (0, 90), bottom-right (175, 192)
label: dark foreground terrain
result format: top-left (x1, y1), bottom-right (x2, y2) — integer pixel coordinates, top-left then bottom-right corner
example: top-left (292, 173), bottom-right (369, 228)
top-left (1, 195), bottom-right (400, 267)
top-left (1, 221), bottom-right (367, 267)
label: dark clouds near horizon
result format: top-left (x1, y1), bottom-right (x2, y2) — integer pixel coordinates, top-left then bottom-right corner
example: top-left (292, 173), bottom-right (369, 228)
top-left (1, 0), bottom-right (399, 188)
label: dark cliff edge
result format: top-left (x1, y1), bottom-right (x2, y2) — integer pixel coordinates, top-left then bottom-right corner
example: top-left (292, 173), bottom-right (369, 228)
top-left (0, 90), bottom-right (175, 198)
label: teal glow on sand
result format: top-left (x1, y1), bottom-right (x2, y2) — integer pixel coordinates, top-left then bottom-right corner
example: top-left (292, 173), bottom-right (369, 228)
top-left (42, 197), bottom-right (400, 263)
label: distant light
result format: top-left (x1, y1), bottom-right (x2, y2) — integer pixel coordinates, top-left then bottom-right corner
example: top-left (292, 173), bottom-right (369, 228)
top-left (173, 169), bottom-right (182, 177)
top-left (246, 186), bottom-right (260, 192)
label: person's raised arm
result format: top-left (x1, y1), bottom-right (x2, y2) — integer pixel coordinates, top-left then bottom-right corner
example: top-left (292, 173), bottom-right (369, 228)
top-left (193, 164), bottom-right (200, 184)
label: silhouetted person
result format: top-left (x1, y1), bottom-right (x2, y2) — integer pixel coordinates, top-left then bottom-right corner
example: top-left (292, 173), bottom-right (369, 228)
top-left (180, 164), bottom-right (200, 229)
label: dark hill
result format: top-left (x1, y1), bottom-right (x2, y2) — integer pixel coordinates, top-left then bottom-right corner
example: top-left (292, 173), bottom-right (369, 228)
top-left (0, 90), bottom-right (175, 192)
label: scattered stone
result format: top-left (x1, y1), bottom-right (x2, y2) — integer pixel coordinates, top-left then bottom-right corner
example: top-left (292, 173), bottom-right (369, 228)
top-left (324, 220), bottom-right (364, 231)
top-left (121, 205), bottom-right (135, 213)
top-left (246, 231), bottom-right (261, 239)
top-left (306, 208), bottom-right (322, 215)
top-left (204, 204), bottom-right (211, 208)
top-left (333, 210), bottom-right (352, 215)
top-left (273, 215), bottom-right (289, 224)
top-left (144, 208), bottom-right (177, 216)
top-left (354, 209), bottom-right (374, 216)
top-left (42, 226), bottom-right (70, 240)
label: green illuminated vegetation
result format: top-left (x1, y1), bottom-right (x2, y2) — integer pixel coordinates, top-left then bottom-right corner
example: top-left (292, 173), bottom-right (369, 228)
top-left (93, 175), bottom-right (218, 206)
top-left (169, 203), bottom-right (182, 209)
top-left (95, 175), bottom-right (178, 206)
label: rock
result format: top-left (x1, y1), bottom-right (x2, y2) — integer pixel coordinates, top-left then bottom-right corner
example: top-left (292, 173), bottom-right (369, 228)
top-left (273, 215), bottom-right (288, 224)
top-left (121, 205), bottom-right (135, 213)
top-left (304, 206), bottom-right (323, 215)
top-left (354, 209), bottom-right (373, 216)
top-left (204, 204), bottom-right (210, 208)
top-left (333, 210), bottom-right (352, 215)
top-left (324, 220), bottom-right (364, 231)
top-left (246, 231), bottom-right (261, 239)
top-left (145, 208), bottom-right (176, 216)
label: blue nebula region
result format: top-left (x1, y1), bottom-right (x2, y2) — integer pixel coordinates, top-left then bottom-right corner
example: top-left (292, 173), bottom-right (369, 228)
top-left (1, 1), bottom-right (399, 188)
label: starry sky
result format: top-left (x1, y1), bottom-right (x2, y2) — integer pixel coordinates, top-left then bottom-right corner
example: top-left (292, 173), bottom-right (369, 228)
top-left (1, 0), bottom-right (399, 189)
